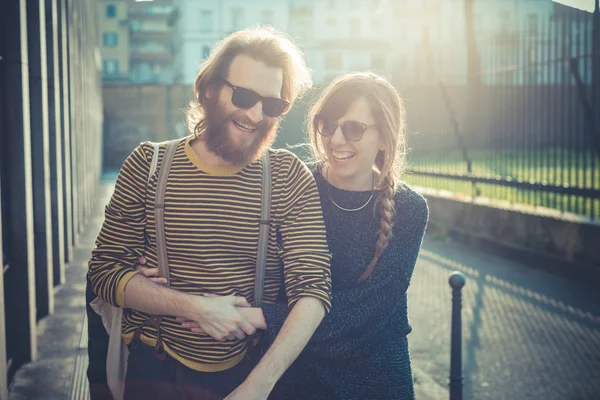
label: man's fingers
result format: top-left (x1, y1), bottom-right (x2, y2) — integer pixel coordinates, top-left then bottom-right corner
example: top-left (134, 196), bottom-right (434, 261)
top-left (238, 318), bottom-right (256, 336)
top-left (181, 321), bottom-right (202, 329)
top-left (190, 327), bottom-right (205, 334)
top-left (138, 256), bottom-right (147, 265)
top-left (149, 277), bottom-right (167, 285)
top-left (137, 267), bottom-right (160, 277)
top-left (232, 296), bottom-right (250, 307)
top-left (232, 328), bottom-right (246, 340)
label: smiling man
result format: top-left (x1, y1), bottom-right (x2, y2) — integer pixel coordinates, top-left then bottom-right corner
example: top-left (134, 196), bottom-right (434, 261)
top-left (87, 27), bottom-right (332, 400)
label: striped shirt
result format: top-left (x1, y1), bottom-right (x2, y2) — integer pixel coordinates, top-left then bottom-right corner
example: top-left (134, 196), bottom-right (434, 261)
top-left (88, 136), bottom-right (332, 372)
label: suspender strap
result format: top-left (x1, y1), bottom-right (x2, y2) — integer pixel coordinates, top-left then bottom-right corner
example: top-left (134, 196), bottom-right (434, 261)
top-left (154, 139), bottom-right (180, 286)
top-left (149, 140), bottom-right (270, 304)
top-left (254, 151), bottom-right (271, 308)
top-left (148, 143), bottom-right (160, 186)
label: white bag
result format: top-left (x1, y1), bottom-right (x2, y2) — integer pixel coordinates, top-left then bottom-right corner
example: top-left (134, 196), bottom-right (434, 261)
top-left (90, 298), bottom-right (128, 400)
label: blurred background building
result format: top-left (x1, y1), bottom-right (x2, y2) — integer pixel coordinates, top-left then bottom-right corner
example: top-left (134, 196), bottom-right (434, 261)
top-left (96, 0), bottom-right (595, 86)
top-left (97, 0), bottom-right (178, 84)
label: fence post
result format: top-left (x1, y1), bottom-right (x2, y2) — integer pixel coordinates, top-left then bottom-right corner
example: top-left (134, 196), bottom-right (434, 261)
top-left (449, 271), bottom-right (466, 400)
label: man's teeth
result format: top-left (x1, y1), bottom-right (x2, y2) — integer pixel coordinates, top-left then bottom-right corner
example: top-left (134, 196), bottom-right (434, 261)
top-left (332, 151), bottom-right (354, 160)
top-left (233, 120), bottom-right (256, 132)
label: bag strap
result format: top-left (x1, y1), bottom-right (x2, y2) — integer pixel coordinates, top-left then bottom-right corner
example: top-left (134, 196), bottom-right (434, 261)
top-left (152, 139), bottom-right (181, 286)
top-left (253, 151), bottom-right (271, 307)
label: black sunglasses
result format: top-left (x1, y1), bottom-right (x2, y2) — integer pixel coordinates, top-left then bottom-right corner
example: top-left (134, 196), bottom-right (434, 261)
top-left (314, 115), bottom-right (378, 141)
top-left (218, 77), bottom-right (289, 118)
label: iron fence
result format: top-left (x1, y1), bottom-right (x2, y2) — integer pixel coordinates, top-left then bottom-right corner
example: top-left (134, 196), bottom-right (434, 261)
top-left (404, 6), bottom-right (600, 221)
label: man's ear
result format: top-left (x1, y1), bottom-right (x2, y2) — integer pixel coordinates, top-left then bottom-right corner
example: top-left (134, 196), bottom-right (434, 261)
top-left (204, 80), bottom-right (219, 100)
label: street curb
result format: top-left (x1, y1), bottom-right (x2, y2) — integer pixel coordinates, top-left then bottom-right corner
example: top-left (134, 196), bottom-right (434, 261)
top-left (413, 365), bottom-right (449, 400)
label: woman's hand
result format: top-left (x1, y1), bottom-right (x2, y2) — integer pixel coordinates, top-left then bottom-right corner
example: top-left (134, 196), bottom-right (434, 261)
top-left (134, 256), bottom-right (167, 285)
top-left (177, 294), bottom-right (267, 338)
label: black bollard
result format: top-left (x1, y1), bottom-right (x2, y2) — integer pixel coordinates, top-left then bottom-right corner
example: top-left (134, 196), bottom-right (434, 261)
top-left (449, 271), bottom-right (466, 400)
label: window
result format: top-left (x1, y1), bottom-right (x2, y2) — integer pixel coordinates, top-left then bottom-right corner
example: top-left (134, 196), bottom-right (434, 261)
top-left (202, 45), bottom-right (211, 59)
top-left (422, 25), bottom-right (429, 44)
top-left (105, 4), bottom-right (117, 18)
top-left (103, 32), bottom-right (118, 47)
top-left (325, 53), bottom-right (342, 70)
top-left (200, 10), bottom-right (213, 32)
top-left (349, 52), bottom-right (368, 70)
top-left (371, 54), bottom-right (385, 70)
top-left (262, 10), bottom-right (274, 26)
top-left (103, 60), bottom-right (119, 75)
top-left (527, 14), bottom-right (538, 37)
top-left (231, 8), bottom-right (244, 31)
top-left (498, 10), bottom-right (511, 38)
top-left (349, 17), bottom-right (360, 38)
top-left (371, 17), bottom-right (382, 37)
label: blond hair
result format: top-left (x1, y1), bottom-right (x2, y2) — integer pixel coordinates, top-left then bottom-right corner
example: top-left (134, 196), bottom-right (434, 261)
top-left (186, 26), bottom-right (312, 136)
top-left (306, 72), bottom-right (407, 282)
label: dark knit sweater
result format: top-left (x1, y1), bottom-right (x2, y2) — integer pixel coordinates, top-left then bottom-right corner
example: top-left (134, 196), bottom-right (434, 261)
top-left (261, 170), bottom-right (429, 400)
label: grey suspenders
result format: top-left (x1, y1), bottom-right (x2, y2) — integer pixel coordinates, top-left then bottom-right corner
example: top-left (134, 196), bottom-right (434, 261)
top-left (254, 151), bottom-right (271, 307)
top-left (148, 141), bottom-right (271, 306)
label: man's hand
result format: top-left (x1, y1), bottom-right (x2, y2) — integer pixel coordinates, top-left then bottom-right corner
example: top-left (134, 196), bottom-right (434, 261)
top-left (187, 295), bottom-right (256, 341)
top-left (133, 256), bottom-right (256, 341)
top-left (135, 256), bottom-right (167, 285)
top-left (177, 305), bottom-right (267, 335)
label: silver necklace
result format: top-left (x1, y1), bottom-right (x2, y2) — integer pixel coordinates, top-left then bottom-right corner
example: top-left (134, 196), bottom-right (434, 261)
top-left (326, 166), bottom-right (374, 212)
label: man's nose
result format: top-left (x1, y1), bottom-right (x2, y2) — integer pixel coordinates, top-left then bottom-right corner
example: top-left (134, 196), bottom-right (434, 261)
top-left (246, 101), bottom-right (264, 124)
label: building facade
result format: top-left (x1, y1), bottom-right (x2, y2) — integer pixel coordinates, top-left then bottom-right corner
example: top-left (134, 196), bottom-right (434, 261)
top-left (99, 0), bottom-right (595, 86)
top-left (173, 0), bottom-right (290, 83)
top-left (97, 0), bottom-right (130, 82)
top-left (97, 0), bottom-right (177, 84)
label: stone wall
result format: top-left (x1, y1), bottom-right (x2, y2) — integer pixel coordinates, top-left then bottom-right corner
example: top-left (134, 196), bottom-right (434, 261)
top-left (420, 187), bottom-right (600, 281)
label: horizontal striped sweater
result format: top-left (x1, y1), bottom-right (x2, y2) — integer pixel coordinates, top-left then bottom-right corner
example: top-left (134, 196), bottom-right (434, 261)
top-left (88, 136), bottom-right (332, 372)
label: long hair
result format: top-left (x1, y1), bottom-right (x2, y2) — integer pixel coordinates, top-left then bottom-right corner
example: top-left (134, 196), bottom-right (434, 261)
top-left (185, 26), bottom-right (312, 137)
top-left (306, 72), bottom-right (407, 282)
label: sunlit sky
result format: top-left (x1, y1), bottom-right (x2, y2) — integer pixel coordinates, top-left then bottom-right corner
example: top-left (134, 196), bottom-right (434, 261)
top-left (554, 0), bottom-right (597, 11)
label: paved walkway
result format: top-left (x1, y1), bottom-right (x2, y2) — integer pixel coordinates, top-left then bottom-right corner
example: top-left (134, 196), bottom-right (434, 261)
top-left (8, 180), bottom-right (600, 399)
top-left (407, 238), bottom-right (600, 399)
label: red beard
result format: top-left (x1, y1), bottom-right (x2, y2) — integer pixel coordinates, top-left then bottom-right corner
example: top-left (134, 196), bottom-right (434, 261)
top-left (201, 98), bottom-right (279, 166)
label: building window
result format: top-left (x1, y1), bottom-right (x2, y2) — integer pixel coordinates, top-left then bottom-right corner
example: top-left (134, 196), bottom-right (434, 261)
top-left (349, 52), bottom-right (367, 70)
top-left (103, 59), bottom-right (119, 75)
top-left (527, 14), bottom-right (538, 37)
top-left (203, 45), bottom-right (211, 59)
top-left (262, 10), bottom-right (274, 26)
top-left (106, 4), bottom-right (117, 18)
top-left (325, 53), bottom-right (341, 70)
top-left (371, 54), bottom-right (385, 70)
top-left (349, 17), bottom-right (360, 38)
top-left (103, 32), bottom-right (118, 47)
top-left (200, 10), bottom-right (213, 32)
top-left (498, 10), bottom-right (511, 38)
top-left (231, 8), bottom-right (244, 31)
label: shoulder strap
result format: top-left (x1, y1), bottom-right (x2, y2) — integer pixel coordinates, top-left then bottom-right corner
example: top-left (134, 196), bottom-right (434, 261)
top-left (147, 143), bottom-right (160, 186)
top-left (253, 151), bottom-right (271, 307)
top-left (154, 139), bottom-right (181, 286)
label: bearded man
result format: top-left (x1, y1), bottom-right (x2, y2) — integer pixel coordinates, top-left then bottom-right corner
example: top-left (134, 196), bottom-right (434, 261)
top-left (87, 27), bottom-right (332, 400)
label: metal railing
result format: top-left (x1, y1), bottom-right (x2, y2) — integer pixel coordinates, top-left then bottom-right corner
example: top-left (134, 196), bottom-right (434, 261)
top-left (405, 7), bottom-right (600, 221)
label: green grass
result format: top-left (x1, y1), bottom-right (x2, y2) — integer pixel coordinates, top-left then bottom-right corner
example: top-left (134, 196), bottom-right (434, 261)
top-left (404, 149), bottom-right (600, 219)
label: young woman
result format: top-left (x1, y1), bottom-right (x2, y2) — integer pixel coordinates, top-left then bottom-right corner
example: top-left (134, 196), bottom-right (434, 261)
top-left (259, 72), bottom-right (429, 399)
top-left (141, 72), bottom-right (428, 399)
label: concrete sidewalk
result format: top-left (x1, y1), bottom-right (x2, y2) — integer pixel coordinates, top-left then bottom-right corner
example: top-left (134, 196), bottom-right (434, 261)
top-left (6, 180), bottom-right (447, 399)
top-left (407, 237), bottom-right (600, 399)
